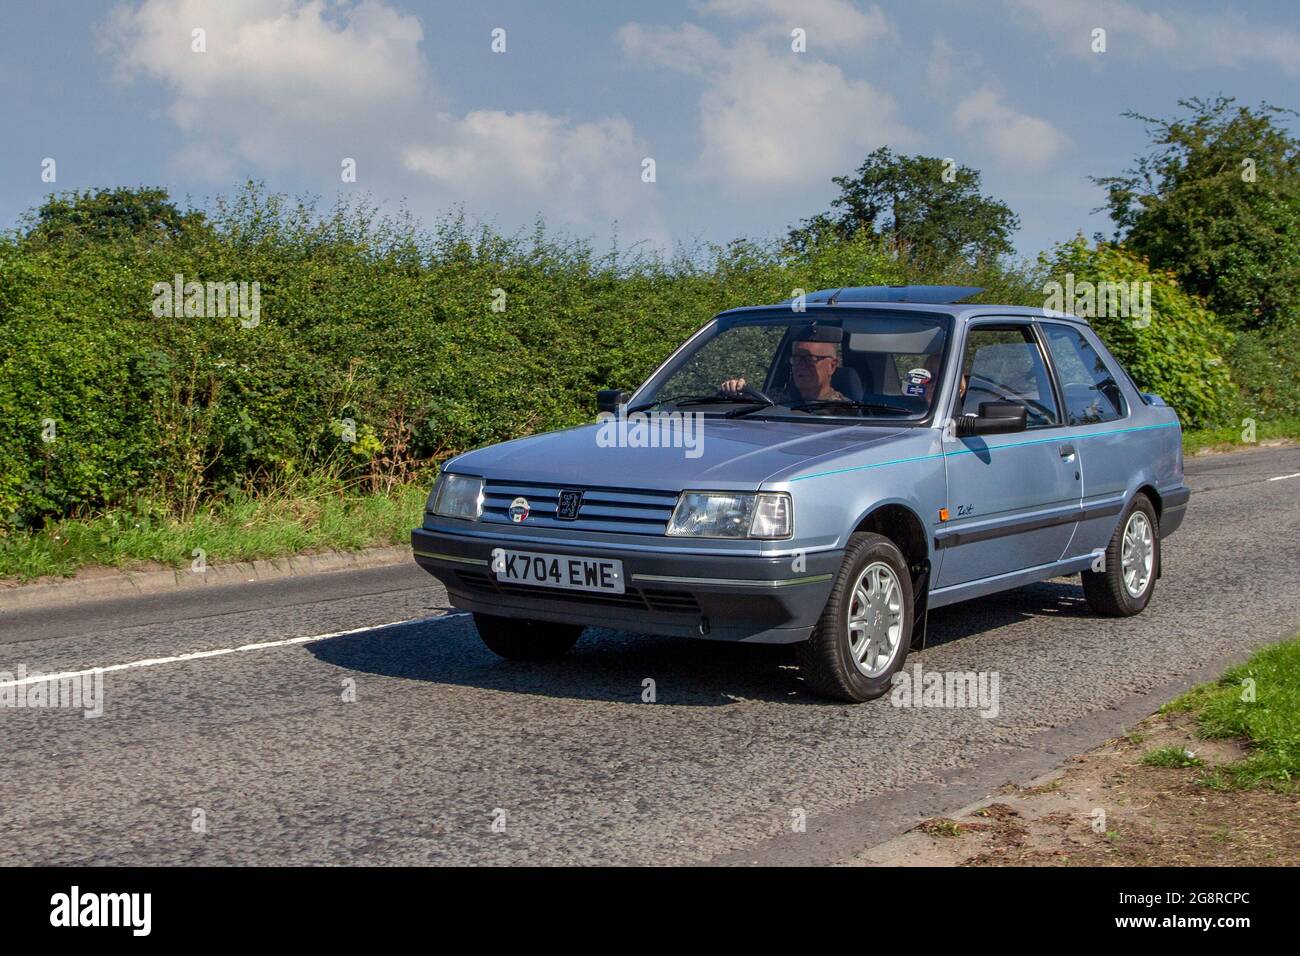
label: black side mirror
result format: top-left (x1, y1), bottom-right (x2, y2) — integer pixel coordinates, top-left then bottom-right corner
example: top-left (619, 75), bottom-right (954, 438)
top-left (957, 400), bottom-right (1027, 437)
top-left (596, 389), bottom-right (628, 414)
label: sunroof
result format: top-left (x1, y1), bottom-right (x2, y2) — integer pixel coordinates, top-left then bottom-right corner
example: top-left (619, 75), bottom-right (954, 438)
top-left (801, 285), bottom-right (983, 305)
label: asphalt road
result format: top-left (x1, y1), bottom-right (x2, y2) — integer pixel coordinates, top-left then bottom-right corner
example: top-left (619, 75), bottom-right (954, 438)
top-left (1, 445), bottom-right (1297, 865)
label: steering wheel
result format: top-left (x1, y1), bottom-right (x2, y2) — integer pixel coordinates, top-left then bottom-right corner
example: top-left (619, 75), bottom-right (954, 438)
top-left (724, 383), bottom-right (773, 404)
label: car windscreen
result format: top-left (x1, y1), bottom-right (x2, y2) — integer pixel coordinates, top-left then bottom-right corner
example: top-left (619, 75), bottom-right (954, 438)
top-left (633, 312), bottom-right (951, 421)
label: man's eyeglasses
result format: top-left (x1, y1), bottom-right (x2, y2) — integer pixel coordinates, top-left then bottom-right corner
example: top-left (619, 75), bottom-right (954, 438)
top-left (791, 354), bottom-right (836, 367)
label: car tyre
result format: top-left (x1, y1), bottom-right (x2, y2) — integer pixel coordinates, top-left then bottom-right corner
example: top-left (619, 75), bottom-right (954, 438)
top-left (1082, 493), bottom-right (1159, 617)
top-left (474, 613), bottom-right (584, 660)
top-left (796, 532), bottom-right (913, 703)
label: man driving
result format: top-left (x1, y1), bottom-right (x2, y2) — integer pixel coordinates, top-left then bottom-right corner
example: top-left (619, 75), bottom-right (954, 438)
top-left (720, 325), bottom-right (849, 403)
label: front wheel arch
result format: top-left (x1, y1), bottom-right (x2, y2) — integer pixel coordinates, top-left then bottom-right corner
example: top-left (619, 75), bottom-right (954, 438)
top-left (852, 502), bottom-right (932, 645)
top-left (796, 531), bottom-right (915, 702)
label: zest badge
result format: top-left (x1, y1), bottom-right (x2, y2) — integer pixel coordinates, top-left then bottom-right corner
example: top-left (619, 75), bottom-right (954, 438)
top-left (556, 489), bottom-right (584, 520)
top-left (508, 497), bottom-right (530, 523)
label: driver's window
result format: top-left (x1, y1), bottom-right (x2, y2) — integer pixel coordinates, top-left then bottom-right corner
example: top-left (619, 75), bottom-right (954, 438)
top-left (960, 326), bottom-right (1059, 426)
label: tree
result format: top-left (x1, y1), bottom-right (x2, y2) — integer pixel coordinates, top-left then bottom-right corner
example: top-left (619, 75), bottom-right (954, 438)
top-left (1093, 96), bottom-right (1300, 331)
top-left (788, 147), bottom-right (1020, 266)
top-left (22, 187), bottom-right (207, 245)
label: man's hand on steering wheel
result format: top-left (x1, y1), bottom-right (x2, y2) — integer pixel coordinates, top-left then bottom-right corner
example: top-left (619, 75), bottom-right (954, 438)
top-left (719, 379), bottom-right (771, 403)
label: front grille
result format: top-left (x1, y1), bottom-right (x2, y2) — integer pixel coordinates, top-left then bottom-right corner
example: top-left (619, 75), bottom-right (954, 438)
top-left (454, 570), bottom-right (700, 615)
top-left (480, 480), bottom-right (678, 535)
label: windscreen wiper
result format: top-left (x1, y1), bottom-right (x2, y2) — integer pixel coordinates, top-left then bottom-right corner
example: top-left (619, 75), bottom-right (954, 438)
top-left (724, 399), bottom-right (777, 418)
top-left (787, 398), bottom-right (911, 415)
top-left (627, 394), bottom-right (766, 413)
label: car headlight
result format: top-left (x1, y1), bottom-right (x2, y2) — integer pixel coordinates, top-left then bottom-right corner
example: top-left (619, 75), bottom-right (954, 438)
top-left (428, 473), bottom-right (484, 521)
top-left (666, 492), bottom-right (792, 539)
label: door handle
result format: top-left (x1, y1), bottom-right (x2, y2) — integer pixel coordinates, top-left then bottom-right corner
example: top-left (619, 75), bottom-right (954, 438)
top-left (1059, 444), bottom-right (1076, 458)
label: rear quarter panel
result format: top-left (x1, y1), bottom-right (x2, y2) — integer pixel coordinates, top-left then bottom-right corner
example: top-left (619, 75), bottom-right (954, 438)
top-left (1067, 328), bottom-right (1183, 557)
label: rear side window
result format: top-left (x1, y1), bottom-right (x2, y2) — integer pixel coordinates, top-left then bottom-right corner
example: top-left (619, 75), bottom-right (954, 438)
top-left (959, 326), bottom-right (1059, 426)
top-left (1042, 324), bottom-right (1126, 425)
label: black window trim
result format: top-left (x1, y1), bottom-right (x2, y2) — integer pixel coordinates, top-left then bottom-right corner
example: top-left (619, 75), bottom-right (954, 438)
top-left (948, 317), bottom-right (1066, 431)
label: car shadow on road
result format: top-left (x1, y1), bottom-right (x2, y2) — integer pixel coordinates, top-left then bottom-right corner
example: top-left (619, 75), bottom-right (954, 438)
top-left (308, 578), bottom-right (1092, 706)
top-left (308, 615), bottom-right (811, 706)
top-left (921, 579), bottom-right (1092, 651)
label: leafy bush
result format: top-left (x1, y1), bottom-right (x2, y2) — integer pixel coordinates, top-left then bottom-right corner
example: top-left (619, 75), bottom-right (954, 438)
top-left (1225, 319), bottom-right (1300, 423)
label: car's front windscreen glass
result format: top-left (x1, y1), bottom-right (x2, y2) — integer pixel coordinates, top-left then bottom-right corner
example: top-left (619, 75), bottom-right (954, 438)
top-left (633, 313), bottom-right (951, 422)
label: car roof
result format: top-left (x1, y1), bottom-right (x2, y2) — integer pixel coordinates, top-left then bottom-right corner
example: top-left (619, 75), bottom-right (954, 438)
top-left (715, 300), bottom-right (1091, 326)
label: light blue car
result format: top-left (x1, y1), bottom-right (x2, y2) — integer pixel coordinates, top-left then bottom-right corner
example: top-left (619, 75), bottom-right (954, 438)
top-left (413, 286), bottom-right (1189, 701)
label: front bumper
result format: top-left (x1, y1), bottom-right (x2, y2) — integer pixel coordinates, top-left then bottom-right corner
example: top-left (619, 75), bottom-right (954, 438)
top-left (411, 526), bottom-right (839, 643)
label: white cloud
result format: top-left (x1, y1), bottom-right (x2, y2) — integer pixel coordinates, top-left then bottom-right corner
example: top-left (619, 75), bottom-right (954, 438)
top-left (1005, 0), bottom-right (1300, 75)
top-left (620, 23), bottom-right (909, 192)
top-left (697, 0), bottom-right (893, 53)
top-left (923, 37), bottom-right (1064, 174)
top-left (953, 87), bottom-right (1068, 171)
top-left (107, 0), bottom-right (428, 169)
top-left (402, 111), bottom-right (665, 244)
top-left (927, 35), bottom-right (960, 92)
top-left (697, 39), bottom-right (909, 191)
top-left (105, 0), bottom-right (666, 243)
top-left (1005, 0), bottom-right (1177, 53)
top-left (1191, 11), bottom-right (1300, 75)
top-left (615, 22), bottom-right (726, 76)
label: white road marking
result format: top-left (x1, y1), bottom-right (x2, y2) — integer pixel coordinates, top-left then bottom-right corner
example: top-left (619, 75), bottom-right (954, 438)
top-left (1267, 472), bottom-right (1300, 482)
top-left (0, 612), bottom-right (469, 690)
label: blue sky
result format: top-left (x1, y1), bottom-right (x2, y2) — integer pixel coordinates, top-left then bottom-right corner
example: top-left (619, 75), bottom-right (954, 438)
top-left (1, 0), bottom-right (1296, 261)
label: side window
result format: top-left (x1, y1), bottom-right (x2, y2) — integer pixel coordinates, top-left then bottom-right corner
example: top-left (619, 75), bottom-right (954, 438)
top-left (959, 325), bottom-right (1059, 426)
top-left (1042, 324), bottom-right (1126, 425)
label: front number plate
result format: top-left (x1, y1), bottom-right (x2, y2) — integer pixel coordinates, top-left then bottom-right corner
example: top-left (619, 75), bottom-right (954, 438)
top-left (493, 549), bottom-right (625, 594)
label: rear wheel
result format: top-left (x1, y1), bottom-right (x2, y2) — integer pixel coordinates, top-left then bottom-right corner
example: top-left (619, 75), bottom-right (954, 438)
top-left (1082, 493), bottom-right (1159, 616)
top-left (796, 532), bottom-right (913, 702)
top-left (474, 613), bottom-right (584, 660)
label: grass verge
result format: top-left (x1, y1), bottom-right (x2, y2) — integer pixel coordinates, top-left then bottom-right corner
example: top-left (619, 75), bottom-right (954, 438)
top-left (1162, 636), bottom-right (1300, 791)
top-left (1181, 416), bottom-right (1300, 456)
top-left (0, 480), bottom-right (428, 582)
